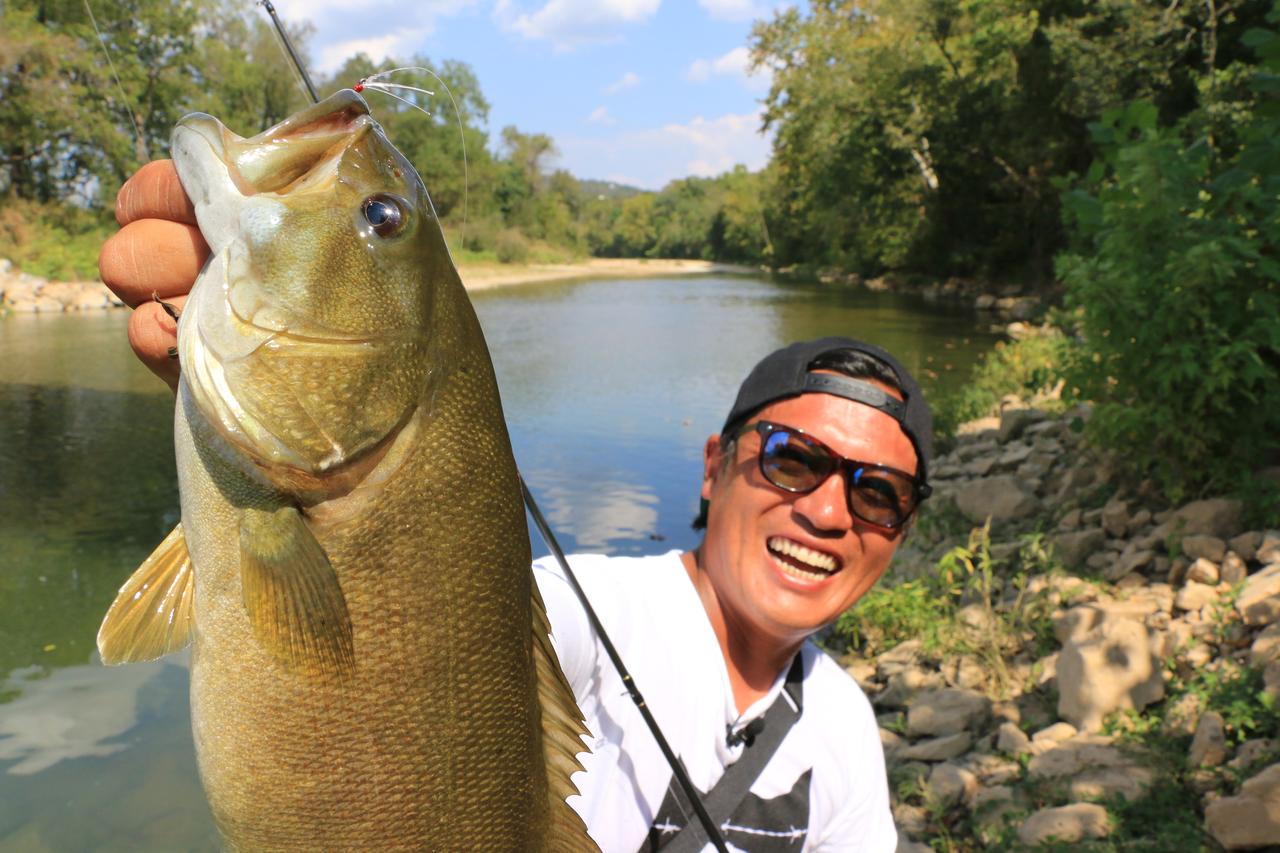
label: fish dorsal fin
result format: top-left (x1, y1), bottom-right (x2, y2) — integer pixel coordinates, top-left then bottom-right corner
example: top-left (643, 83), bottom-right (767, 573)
top-left (239, 505), bottom-right (355, 679)
top-left (98, 524), bottom-right (195, 665)
top-left (530, 578), bottom-right (599, 852)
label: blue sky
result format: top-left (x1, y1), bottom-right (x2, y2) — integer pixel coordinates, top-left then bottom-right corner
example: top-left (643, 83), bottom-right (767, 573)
top-left (270, 0), bottom-right (788, 189)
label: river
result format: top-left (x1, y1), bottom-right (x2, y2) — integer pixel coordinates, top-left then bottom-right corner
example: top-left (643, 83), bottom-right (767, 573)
top-left (0, 274), bottom-right (998, 850)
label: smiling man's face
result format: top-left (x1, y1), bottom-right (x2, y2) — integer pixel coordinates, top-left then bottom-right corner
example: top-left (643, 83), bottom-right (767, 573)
top-left (698, 383), bottom-right (918, 647)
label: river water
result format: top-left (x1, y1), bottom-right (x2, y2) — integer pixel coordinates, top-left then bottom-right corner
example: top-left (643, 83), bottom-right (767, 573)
top-left (0, 274), bottom-right (997, 850)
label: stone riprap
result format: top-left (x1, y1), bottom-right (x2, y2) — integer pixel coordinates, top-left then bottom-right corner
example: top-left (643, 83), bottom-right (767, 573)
top-left (0, 258), bottom-right (123, 313)
top-left (845, 402), bottom-right (1280, 849)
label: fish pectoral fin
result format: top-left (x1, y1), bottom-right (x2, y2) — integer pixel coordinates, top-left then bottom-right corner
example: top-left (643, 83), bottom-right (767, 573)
top-left (531, 579), bottom-right (599, 852)
top-left (239, 505), bottom-right (355, 679)
top-left (97, 524), bottom-right (195, 665)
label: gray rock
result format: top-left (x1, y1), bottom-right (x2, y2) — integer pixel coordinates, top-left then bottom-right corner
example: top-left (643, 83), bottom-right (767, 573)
top-left (1053, 528), bottom-right (1106, 569)
top-left (925, 762), bottom-right (977, 809)
top-left (1204, 762), bottom-right (1280, 850)
top-left (1183, 534), bottom-right (1227, 562)
top-left (1251, 622), bottom-right (1280, 668)
top-left (1102, 498), bottom-right (1130, 538)
top-left (1106, 546), bottom-right (1156, 581)
top-left (1237, 564), bottom-right (1280, 626)
top-left (876, 640), bottom-right (923, 675)
top-left (1057, 617), bottom-right (1164, 731)
top-left (1175, 581), bottom-right (1219, 613)
top-left (1228, 739), bottom-right (1280, 771)
top-left (998, 407), bottom-right (1046, 443)
top-left (1229, 531), bottom-right (1263, 562)
top-left (1259, 530), bottom-right (1280, 565)
top-left (906, 688), bottom-right (992, 737)
top-left (1221, 551), bottom-right (1248, 585)
top-left (1189, 711), bottom-right (1228, 767)
top-left (900, 731), bottom-right (973, 762)
top-left (1170, 498), bottom-right (1245, 540)
top-left (953, 475), bottom-right (1039, 524)
top-left (1028, 733), bottom-right (1155, 802)
top-left (1019, 803), bottom-right (1111, 846)
top-left (1031, 722), bottom-right (1079, 746)
top-left (1058, 508), bottom-right (1083, 532)
top-left (1186, 557), bottom-right (1220, 585)
top-left (960, 753), bottom-right (1022, 786)
top-left (941, 655), bottom-right (986, 690)
top-left (875, 667), bottom-right (946, 709)
top-left (895, 839), bottom-right (932, 853)
top-left (996, 721), bottom-right (1031, 756)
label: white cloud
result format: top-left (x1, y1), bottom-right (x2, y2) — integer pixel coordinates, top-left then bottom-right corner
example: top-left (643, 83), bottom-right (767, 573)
top-left (494, 0), bottom-right (661, 50)
top-left (587, 106), bottom-right (617, 125)
top-left (318, 32), bottom-right (424, 77)
top-left (685, 46), bottom-right (771, 92)
top-left (603, 71), bottom-right (640, 95)
top-left (697, 0), bottom-right (791, 21)
top-left (558, 109), bottom-right (772, 189)
top-left (268, 0), bottom-right (478, 74)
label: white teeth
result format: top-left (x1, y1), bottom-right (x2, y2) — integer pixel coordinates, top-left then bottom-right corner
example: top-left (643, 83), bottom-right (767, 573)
top-left (768, 537), bottom-right (838, 577)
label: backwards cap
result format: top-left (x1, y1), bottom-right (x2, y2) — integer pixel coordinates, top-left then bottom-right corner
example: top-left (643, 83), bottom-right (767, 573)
top-left (721, 337), bottom-right (934, 484)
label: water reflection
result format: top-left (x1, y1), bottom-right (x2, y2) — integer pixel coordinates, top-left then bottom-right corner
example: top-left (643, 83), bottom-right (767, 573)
top-left (528, 473), bottom-right (661, 551)
top-left (0, 657), bottom-right (171, 776)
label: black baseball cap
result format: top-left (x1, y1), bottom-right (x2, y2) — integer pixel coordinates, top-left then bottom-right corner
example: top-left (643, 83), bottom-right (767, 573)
top-left (721, 337), bottom-right (933, 485)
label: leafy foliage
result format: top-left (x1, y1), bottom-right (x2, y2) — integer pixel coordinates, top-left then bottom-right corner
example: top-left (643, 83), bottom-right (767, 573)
top-left (1057, 12), bottom-right (1280, 501)
top-left (751, 0), bottom-right (1274, 283)
top-left (934, 330), bottom-right (1070, 437)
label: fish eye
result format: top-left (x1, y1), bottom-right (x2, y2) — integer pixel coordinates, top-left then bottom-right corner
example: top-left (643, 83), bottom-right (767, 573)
top-left (361, 194), bottom-right (407, 238)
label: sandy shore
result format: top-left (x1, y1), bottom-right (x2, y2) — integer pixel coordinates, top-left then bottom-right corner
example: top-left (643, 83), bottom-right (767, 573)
top-left (457, 257), bottom-right (758, 291)
top-left (0, 257), bottom-right (760, 314)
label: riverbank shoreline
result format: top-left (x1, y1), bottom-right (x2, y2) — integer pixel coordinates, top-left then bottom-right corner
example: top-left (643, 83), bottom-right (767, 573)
top-left (849, 402), bottom-right (1280, 849)
top-left (0, 256), bottom-right (761, 314)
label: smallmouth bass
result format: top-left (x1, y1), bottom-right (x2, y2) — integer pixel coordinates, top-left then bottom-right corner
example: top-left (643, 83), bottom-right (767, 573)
top-left (97, 90), bottom-right (594, 851)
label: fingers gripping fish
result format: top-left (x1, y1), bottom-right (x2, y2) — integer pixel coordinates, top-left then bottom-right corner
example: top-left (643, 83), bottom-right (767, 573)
top-left (97, 90), bottom-right (595, 852)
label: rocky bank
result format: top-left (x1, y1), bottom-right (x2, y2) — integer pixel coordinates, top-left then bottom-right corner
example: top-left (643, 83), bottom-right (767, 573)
top-left (0, 259), bottom-right (122, 313)
top-left (846, 404), bottom-right (1280, 851)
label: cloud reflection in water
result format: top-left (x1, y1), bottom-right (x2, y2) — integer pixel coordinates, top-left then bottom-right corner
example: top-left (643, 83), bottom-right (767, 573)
top-left (0, 655), bottom-right (177, 776)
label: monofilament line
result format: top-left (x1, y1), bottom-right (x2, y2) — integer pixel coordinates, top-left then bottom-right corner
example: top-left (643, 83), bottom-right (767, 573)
top-left (357, 67), bottom-right (471, 247)
top-left (83, 0), bottom-right (145, 156)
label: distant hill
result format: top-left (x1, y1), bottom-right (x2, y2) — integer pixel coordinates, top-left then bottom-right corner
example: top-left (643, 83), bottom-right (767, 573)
top-left (577, 179), bottom-right (646, 201)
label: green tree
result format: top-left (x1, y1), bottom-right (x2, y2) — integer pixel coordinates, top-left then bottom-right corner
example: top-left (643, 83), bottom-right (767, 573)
top-left (1056, 14), bottom-right (1280, 502)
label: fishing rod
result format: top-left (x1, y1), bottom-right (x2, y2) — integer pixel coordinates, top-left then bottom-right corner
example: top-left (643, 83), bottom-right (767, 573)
top-left (259, 1), bottom-right (318, 102)
top-left (258, 9), bottom-right (730, 851)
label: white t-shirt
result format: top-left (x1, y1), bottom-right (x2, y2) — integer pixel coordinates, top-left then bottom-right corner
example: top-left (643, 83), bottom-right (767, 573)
top-left (533, 550), bottom-right (897, 853)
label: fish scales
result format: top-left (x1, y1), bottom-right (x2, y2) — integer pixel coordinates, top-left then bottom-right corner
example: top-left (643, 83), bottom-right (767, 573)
top-left (98, 91), bottom-right (595, 851)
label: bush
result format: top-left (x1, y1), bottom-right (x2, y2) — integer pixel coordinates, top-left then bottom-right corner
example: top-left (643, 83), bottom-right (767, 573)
top-left (493, 228), bottom-right (531, 264)
top-left (0, 199), bottom-right (113, 281)
top-left (933, 331), bottom-right (1070, 437)
top-left (1055, 21), bottom-right (1280, 504)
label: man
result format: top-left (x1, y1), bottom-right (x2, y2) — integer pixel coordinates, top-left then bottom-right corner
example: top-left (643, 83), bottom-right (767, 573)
top-left (102, 163), bottom-right (932, 852)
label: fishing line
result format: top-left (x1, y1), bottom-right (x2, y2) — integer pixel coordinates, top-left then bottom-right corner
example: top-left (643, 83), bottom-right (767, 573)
top-left (356, 67), bottom-right (470, 249)
top-left (82, 0), bottom-right (145, 155)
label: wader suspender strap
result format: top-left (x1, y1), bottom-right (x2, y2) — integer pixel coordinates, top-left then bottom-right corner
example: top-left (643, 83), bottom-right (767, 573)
top-left (659, 655), bottom-right (805, 853)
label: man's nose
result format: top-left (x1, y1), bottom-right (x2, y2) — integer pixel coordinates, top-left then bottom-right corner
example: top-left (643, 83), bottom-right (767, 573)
top-left (791, 469), bottom-right (853, 532)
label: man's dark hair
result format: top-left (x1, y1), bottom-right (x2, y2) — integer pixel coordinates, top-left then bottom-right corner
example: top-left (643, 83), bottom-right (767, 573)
top-left (691, 349), bottom-right (905, 530)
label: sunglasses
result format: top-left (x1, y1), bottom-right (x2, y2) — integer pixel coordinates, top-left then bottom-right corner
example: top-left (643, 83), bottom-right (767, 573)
top-left (729, 420), bottom-right (930, 530)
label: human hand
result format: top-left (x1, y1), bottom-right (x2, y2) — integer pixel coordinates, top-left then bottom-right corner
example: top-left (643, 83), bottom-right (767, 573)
top-left (98, 160), bottom-right (209, 391)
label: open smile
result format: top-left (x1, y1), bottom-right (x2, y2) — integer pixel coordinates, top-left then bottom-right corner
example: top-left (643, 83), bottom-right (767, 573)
top-left (767, 536), bottom-right (841, 581)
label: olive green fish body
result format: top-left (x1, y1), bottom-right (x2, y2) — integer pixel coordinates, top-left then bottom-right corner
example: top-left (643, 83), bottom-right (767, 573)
top-left (99, 92), bottom-right (592, 851)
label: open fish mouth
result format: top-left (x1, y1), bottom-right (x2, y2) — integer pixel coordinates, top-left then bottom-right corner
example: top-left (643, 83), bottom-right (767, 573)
top-left (179, 90), bottom-right (375, 200)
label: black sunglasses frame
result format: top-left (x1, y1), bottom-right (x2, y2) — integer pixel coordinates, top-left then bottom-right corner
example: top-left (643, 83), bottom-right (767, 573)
top-left (729, 420), bottom-right (931, 530)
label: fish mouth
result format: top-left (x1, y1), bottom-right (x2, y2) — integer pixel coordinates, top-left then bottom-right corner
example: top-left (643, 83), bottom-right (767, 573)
top-left (179, 89), bottom-right (375, 199)
top-left (767, 536), bottom-right (841, 581)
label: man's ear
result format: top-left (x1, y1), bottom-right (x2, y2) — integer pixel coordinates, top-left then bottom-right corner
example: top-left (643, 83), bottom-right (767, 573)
top-left (701, 434), bottom-right (723, 501)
